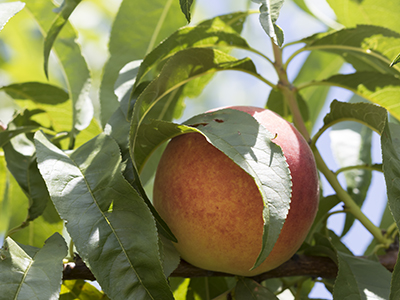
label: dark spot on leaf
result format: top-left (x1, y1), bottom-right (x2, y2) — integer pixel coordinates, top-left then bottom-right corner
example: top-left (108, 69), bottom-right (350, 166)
top-left (214, 119), bottom-right (224, 123)
top-left (190, 122), bottom-right (208, 128)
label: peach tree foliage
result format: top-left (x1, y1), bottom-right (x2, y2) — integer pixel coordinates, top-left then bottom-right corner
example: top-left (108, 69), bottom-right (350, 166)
top-left (0, 0), bottom-right (400, 299)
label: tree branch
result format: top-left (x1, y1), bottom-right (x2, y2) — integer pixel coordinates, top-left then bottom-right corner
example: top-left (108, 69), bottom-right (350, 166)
top-left (62, 250), bottom-right (398, 282)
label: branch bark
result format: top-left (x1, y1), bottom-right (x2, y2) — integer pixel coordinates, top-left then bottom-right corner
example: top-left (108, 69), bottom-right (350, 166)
top-left (62, 250), bottom-right (398, 282)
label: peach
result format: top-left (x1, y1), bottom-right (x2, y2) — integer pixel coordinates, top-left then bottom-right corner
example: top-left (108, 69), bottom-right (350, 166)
top-left (153, 106), bottom-right (319, 276)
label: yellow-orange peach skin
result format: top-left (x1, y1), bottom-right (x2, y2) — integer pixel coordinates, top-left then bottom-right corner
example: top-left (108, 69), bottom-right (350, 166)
top-left (153, 106), bottom-right (319, 276)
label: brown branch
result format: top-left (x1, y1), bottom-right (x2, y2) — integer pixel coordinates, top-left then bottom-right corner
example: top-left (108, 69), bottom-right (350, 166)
top-left (62, 250), bottom-right (398, 282)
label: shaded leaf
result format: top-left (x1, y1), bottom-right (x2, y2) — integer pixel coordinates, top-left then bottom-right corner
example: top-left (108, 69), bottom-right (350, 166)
top-left (99, 0), bottom-right (186, 126)
top-left (364, 201), bottom-right (394, 256)
top-left (3, 115), bottom-right (50, 222)
top-left (158, 234), bottom-right (180, 278)
top-left (1, 82), bottom-right (69, 104)
top-left (43, 0), bottom-right (82, 78)
top-left (35, 132), bottom-right (174, 300)
top-left (234, 277), bottom-right (279, 299)
top-left (306, 195), bottom-right (341, 241)
top-left (183, 109), bottom-right (291, 270)
top-left (179, 0), bottom-right (194, 23)
top-left (0, 233), bottom-right (67, 300)
top-left (380, 121), bottom-right (400, 300)
top-left (333, 251), bottom-right (391, 299)
top-left (0, 156), bottom-right (10, 238)
top-left (266, 89), bottom-right (310, 130)
top-left (0, 1), bottom-right (25, 32)
top-left (292, 51), bottom-right (344, 128)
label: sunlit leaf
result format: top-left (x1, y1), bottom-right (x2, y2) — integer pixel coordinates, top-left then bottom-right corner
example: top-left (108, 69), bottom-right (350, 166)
top-left (99, 0), bottom-right (186, 126)
top-left (134, 12), bottom-right (251, 88)
top-left (0, 1), bottom-right (25, 32)
top-left (292, 51), bottom-right (344, 128)
top-left (251, 0), bottom-right (284, 46)
top-left (0, 233), bottom-right (67, 300)
top-left (1, 82), bottom-right (69, 104)
top-left (186, 277), bottom-right (231, 300)
top-left (2, 121), bottom-right (50, 222)
top-left (305, 73), bottom-right (400, 122)
top-left (35, 132), bottom-right (174, 300)
top-left (26, 2), bottom-right (92, 135)
top-left (326, 0), bottom-right (400, 34)
top-left (60, 280), bottom-right (109, 300)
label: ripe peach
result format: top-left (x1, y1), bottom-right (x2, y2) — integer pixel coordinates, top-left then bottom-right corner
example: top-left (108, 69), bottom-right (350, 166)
top-left (153, 106), bottom-right (319, 276)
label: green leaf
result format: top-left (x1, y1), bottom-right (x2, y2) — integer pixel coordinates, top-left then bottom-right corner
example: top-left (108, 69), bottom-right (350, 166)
top-left (1, 82), bottom-right (69, 104)
top-left (34, 131), bottom-right (174, 300)
top-left (0, 1), bottom-right (25, 32)
top-left (43, 0), bottom-right (82, 78)
top-left (183, 109), bottom-right (291, 270)
top-left (158, 235), bottom-right (180, 278)
top-left (326, 0), bottom-right (400, 34)
top-left (234, 277), bottom-right (279, 299)
top-left (333, 251), bottom-right (391, 299)
top-left (105, 82), bottom-right (178, 243)
top-left (301, 25), bottom-right (400, 75)
top-left (134, 11), bottom-right (251, 88)
top-left (99, 0), bottom-right (186, 126)
top-left (266, 89), bottom-right (310, 131)
top-left (3, 133), bottom-right (50, 222)
top-left (306, 195), bottom-right (340, 241)
top-left (129, 49), bottom-right (259, 243)
top-left (130, 47), bottom-right (258, 170)
top-left (0, 233), bottom-right (67, 300)
top-left (364, 201), bottom-right (394, 256)
top-left (330, 97), bottom-right (373, 236)
top-left (0, 156), bottom-right (10, 238)
top-left (307, 73), bottom-right (400, 122)
top-left (179, 0), bottom-right (194, 23)
top-left (25, 2), bottom-right (92, 134)
top-left (381, 122), bottom-right (400, 299)
top-left (186, 277), bottom-right (231, 300)
top-left (292, 51), bottom-right (344, 127)
top-left (60, 280), bottom-right (109, 300)
top-left (252, 0), bottom-right (284, 46)
top-left (390, 52), bottom-right (400, 67)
